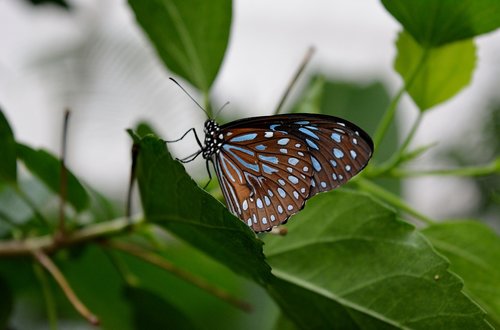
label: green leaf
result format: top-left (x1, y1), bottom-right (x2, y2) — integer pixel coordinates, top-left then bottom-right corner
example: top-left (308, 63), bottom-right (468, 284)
top-left (134, 134), bottom-right (272, 284)
top-left (382, 0), bottom-right (500, 47)
top-left (0, 108), bottom-right (17, 183)
top-left (16, 144), bottom-right (90, 212)
top-left (135, 121), bottom-right (159, 138)
top-left (395, 31), bottom-right (476, 111)
top-left (264, 190), bottom-right (489, 329)
top-left (0, 275), bottom-right (13, 329)
top-left (124, 286), bottom-right (200, 330)
top-left (421, 221), bottom-right (500, 328)
top-left (128, 0), bottom-right (232, 92)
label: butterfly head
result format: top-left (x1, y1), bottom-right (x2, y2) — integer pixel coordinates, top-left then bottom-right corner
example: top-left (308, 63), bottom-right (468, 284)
top-left (202, 119), bottom-right (223, 159)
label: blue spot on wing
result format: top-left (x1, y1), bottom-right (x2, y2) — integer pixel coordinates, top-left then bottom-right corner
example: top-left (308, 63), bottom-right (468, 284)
top-left (331, 133), bottom-right (341, 142)
top-left (262, 164), bottom-right (278, 174)
top-left (311, 156), bottom-right (322, 171)
top-left (299, 127), bottom-right (319, 140)
top-left (333, 148), bottom-right (344, 158)
top-left (306, 139), bottom-right (319, 150)
top-left (222, 144), bottom-right (259, 171)
top-left (230, 133), bottom-right (258, 142)
top-left (277, 138), bottom-right (290, 146)
top-left (255, 144), bottom-right (266, 151)
top-left (258, 155), bottom-right (279, 164)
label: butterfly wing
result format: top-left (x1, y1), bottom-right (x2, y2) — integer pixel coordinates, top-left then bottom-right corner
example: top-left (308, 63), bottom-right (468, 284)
top-left (213, 128), bottom-right (313, 232)
top-left (214, 114), bottom-right (373, 232)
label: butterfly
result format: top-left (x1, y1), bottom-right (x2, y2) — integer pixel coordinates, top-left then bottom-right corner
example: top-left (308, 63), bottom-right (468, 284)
top-left (174, 113), bottom-right (374, 232)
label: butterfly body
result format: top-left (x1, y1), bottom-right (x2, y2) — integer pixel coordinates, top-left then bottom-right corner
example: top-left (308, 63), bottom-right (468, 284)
top-left (199, 114), bottom-right (373, 233)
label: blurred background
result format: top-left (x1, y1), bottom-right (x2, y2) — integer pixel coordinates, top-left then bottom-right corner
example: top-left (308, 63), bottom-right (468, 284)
top-left (1, 0), bottom-right (499, 225)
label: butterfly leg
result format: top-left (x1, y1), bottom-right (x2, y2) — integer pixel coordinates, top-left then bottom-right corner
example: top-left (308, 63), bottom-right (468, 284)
top-left (202, 160), bottom-right (213, 189)
top-left (177, 150), bottom-right (202, 163)
top-left (165, 127), bottom-right (203, 149)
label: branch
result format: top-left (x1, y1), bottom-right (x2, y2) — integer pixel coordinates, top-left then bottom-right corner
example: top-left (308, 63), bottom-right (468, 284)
top-left (57, 109), bottom-right (71, 240)
top-left (33, 249), bottom-right (100, 326)
top-left (0, 216), bottom-right (143, 257)
top-left (373, 48), bottom-right (429, 152)
top-left (104, 240), bottom-right (252, 313)
top-left (274, 46), bottom-right (315, 115)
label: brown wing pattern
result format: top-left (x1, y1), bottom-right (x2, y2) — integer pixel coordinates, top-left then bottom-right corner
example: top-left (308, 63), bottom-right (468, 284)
top-left (213, 128), bottom-right (313, 232)
top-left (212, 114), bottom-right (373, 232)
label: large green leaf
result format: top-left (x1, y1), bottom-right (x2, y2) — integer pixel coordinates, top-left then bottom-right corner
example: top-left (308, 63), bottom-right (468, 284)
top-left (395, 31), bottom-right (476, 111)
top-left (133, 134), bottom-right (272, 284)
top-left (0, 108), bottom-right (17, 184)
top-left (421, 221), bottom-right (500, 328)
top-left (16, 144), bottom-right (90, 212)
top-left (382, 0), bottom-right (500, 47)
top-left (264, 190), bottom-right (489, 329)
top-left (125, 286), bottom-right (200, 330)
top-left (128, 0), bottom-right (231, 92)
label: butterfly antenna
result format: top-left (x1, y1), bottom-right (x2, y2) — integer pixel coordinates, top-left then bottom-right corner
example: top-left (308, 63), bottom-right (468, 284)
top-left (214, 101), bottom-right (230, 119)
top-left (274, 46), bottom-right (315, 115)
top-left (169, 77), bottom-right (210, 118)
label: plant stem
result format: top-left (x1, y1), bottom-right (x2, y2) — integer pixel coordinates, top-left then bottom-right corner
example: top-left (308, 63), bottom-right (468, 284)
top-left (356, 178), bottom-right (434, 225)
top-left (390, 158), bottom-right (500, 178)
top-left (370, 112), bottom-right (424, 177)
top-left (373, 48), bottom-right (429, 153)
top-left (274, 47), bottom-right (315, 115)
top-left (33, 262), bottom-right (58, 330)
top-left (0, 216), bottom-right (143, 256)
top-left (104, 240), bottom-right (253, 313)
top-left (33, 249), bottom-right (100, 326)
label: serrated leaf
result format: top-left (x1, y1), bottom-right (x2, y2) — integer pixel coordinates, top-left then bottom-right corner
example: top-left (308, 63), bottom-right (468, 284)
top-left (395, 31), bottom-right (476, 111)
top-left (128, 0), bottom-right (231, 92)
top-left (134, 134), bottom-right (272, 284)
top-left (264, 190), bottom-right (489, 329)
top-left (421, 221), bottom-right (500, 328)
top-left (0, 108), bottom-right (17, 183)
top-left (382, 0), bottom-right (500, 47)
top-left (124, 286), bottom-right (200, 330)
top-left (16, 144), bottom-right (90, 212)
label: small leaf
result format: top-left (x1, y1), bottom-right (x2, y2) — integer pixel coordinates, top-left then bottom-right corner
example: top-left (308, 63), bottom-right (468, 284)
top-left (135, 121), bottom-right (158, 138)
top-left (421, 221), bottom-right (500, 328)
top-left (134, 134), bottom-right (272, 284)
top-left (395, 31), bottom-right (476, 111)
top-left (0, 108), bottom-right (17, 183)
top-left (124, 286), bottom-right (200, 330)
top-left (128, 0), bottom-right (232, 92)
top-left (382, 0), bottom-right (500, 47)
top-left (16, 144), bottom-right (90, 212)
top-left (265, 190), bottom-right (490, 329)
